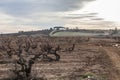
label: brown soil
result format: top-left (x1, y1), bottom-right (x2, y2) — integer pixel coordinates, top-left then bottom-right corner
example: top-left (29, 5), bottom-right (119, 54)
top-left (0, 37), bottom-right (120, 80)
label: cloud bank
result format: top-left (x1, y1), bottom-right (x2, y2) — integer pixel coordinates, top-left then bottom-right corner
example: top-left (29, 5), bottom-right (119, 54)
top-left (0, 0), bottom-right (95, 16)
top-left (1, 0), bottom-right (118, 33)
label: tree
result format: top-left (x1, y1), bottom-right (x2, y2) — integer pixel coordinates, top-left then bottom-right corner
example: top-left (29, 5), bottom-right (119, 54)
top-left (0, 36), bottom-right (61, 80)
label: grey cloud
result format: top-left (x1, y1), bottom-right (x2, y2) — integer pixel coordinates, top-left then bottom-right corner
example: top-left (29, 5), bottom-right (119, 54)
top-left (64, 16), bottom-right (95, 19)
top-left (68, 13), bottom-right (98, 16)
top-left (84, 21), bottom-right (115, 25)
top-left (0, 0), bottom-right (95, 16)
top-left (64, 12), bottom-right (98, 19)
top-left (0, 0), bottom-right (97, 30)
top-left (91, 18), bottom-right (104, 21)
top-left (67, 20), bottom-right (115, 26)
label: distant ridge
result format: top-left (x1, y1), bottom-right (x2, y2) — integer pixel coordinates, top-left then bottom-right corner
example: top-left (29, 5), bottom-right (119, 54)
top-left (2, 27), bottom-right (120, 37)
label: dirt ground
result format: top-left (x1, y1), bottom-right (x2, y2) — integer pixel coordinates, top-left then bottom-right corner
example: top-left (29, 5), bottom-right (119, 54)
top-left (0, 37), bottom-right (120, 80)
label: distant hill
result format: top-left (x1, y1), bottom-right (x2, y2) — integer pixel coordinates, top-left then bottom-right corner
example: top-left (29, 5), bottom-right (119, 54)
top-left (2, 27), bottom-right (120, 37)
top-left (3, 29), bottom-right (53, 37)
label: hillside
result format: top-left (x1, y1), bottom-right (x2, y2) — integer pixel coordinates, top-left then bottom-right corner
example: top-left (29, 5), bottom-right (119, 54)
top-left (2, 27), bottom-right (120, 38)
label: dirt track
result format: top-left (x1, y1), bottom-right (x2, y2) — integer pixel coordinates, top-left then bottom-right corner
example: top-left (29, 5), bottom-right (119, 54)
top-left (103, 47), bottom-right (120, 80)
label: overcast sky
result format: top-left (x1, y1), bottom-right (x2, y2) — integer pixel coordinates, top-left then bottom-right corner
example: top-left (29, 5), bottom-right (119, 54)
top-left (0, 0), bottom-right (120, 33)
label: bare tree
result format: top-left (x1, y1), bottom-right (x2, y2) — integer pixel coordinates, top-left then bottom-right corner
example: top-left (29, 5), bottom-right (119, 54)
top-left (40, 43), bottom-right (61, 61)
top-left (66, 44), bottom-right (76, 52)
top-left (0, 36), bottom-right (61, 80)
